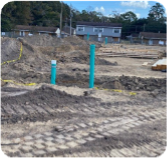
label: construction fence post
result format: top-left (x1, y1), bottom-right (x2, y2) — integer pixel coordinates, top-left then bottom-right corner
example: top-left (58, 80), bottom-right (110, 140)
top-left (89, 44), bottom-right (95, 88)
top-left (51, 60), bottom-right (57, 85)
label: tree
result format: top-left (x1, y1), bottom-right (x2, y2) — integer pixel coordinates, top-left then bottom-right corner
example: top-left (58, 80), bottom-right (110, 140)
top-left (132, 18), bottom-right (148, 25)
top-left (1, 18), bottom-right (13, 32)
top-left (13, 1), bottom-right (31, 25)
top-left (147, 3), bottom-right (166, 33)
top-left (148, 3), bottom-right (166, 23)
top-left (1, 1), bottom-right (16, 31)
top-left (120, 11), bottom-right (138, 22)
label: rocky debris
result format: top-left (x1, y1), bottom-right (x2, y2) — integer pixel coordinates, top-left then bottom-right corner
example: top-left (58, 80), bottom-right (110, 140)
top-left (98, 75), bottom-right (166, 92)
top-left (72, 68), bottom-right (88, 72)
top-left (101, 80), bottom-right (124, 90)
top-left (56, 74), bottom-right (166, 93)
top-left (83, 90), bottom-right (96, 96)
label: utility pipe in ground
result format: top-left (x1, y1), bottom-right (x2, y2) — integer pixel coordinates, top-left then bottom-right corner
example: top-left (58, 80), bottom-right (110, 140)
top-left (105, 37), bottom-right (108, 44)
top-left (51, 60), bottom-right (57, 85)
top-left (87, 33), bottom-right (90, 41)
top-left (89, 44), bottom-right (95, 88)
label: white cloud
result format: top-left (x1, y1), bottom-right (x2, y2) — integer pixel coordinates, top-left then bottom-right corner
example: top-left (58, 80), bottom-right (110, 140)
top-left (121, 1), bottom-right (150, 9)
top-left (95, 6), bottom-right (105, 12)
top-left (135, 13), bottom-right (141, 18)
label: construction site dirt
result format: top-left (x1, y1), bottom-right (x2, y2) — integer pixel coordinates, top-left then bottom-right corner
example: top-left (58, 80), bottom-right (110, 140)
top-left (1, 35), bottom-right (167, 157)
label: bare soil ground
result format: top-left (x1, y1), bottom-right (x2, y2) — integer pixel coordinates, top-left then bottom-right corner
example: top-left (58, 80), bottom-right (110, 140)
top-left (1, 35), bottom-right (167, 157)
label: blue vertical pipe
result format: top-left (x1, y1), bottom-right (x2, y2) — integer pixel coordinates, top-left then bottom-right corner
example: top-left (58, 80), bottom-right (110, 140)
top-left (89, 44), bottom-right (95, 88)
top-left (87, 33), bottom-right (90, 41)
top-left (51, 60), bottom-right (56, 84)
top-left (105, 37), bottom-right (108, 44)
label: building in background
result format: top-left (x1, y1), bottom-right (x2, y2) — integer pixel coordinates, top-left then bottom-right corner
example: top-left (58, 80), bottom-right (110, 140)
top-left (13, 25), bottom-right (60, 37)
top-left (1, 25), bottom-right (67, 38)
top-left (139, 32), bottom-right (166, 45)
top-left (127, 32), bottom-right (167, 45)
top-left (62, 24), bottom-right (76, 36)
top-left (76, 21), bottom-right (122, 43)
top-left (126, 34), bottom-right (140, 43)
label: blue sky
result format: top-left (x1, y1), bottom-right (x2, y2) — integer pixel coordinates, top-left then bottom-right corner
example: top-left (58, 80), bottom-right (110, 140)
top-left (64, 1), bottom-right (167, 19)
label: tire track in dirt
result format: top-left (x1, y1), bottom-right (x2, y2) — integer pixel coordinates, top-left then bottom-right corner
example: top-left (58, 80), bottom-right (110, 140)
top-left (3, 113), bottom-right (166, 157)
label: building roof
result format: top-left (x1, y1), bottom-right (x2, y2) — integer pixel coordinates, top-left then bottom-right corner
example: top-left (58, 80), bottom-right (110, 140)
top-left (76, 21), bottom-right (122, 27)
top-left (139, 32), bottom-right (166, 39)
top-left (14, 25), bottom-right (58, 33)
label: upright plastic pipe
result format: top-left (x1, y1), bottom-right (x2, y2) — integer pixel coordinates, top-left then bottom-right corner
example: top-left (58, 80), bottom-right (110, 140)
top-left (87, 33), bottom-right (90, 41)
top-left (105, 37), bottom-right (108, 44)
top-left (89, 44), bottom-right (95, 88)
top-left (51, 60), bottom-right (57, 84)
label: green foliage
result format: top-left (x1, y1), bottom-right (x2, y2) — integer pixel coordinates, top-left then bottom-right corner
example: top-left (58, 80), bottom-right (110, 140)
top-left (13, 1), bottom-right (31, 25)
top-left (146, 3), bottom-right (166, 33)
top-left (148, 3), bottom-right (166, 22)
top-left (1, 18), bottom-right (13, 32)
top-left (120, 11), bottom-right (138, 22)
top-left (1, 1), bottom-right (16, 31)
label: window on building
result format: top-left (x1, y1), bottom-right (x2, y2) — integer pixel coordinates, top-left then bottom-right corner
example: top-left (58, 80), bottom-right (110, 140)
top-left (93, 28), bottom-right (104, 33)
top-left (77, 27), bottom-right (84, 31)
top-left (99, 28), bottom-right (104, 32)
top-left (113, 29), bottom-right (120, 33)
top-left (2, 32), bottom-right (5, 35)
top-left (93, 28), bottom-right (98, 32)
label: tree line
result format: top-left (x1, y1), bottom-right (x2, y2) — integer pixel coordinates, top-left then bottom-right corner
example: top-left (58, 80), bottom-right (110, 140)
top-left (1, 1), bottom-right (166, 38)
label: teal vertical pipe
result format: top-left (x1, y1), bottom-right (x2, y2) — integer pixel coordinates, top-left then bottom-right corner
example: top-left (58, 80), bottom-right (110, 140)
top-left (89, 44), bottom-right (95, 88)
top-left (105, 37), bottom-right (108, 44)
top-left (87, 33), bottom-right (90, 41)
top-left (51, 60), bottom-right (56, 84)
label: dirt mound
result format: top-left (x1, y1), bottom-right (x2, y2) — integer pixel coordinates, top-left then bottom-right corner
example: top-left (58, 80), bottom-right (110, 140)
top-left (20, 35), bottom-right (109, 64)
top-left (1, 85), bottom-right (98, 107)
top-left (23, 35), bottom-right (65, 46)
top-left (98, 75), bottom-right (166, 92)
top-left (1, 37), bottom-right (21, 63)
top-left (1, 37), bottom-right (51, 84)
top-left (56, 50), bottom-right (118, 65)
top-left (64, 36), bottom-right (90, 46)
top-left (1, 80), bottom-right (6, 87)
top-left (22, 35), bottom-right (89, 47)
